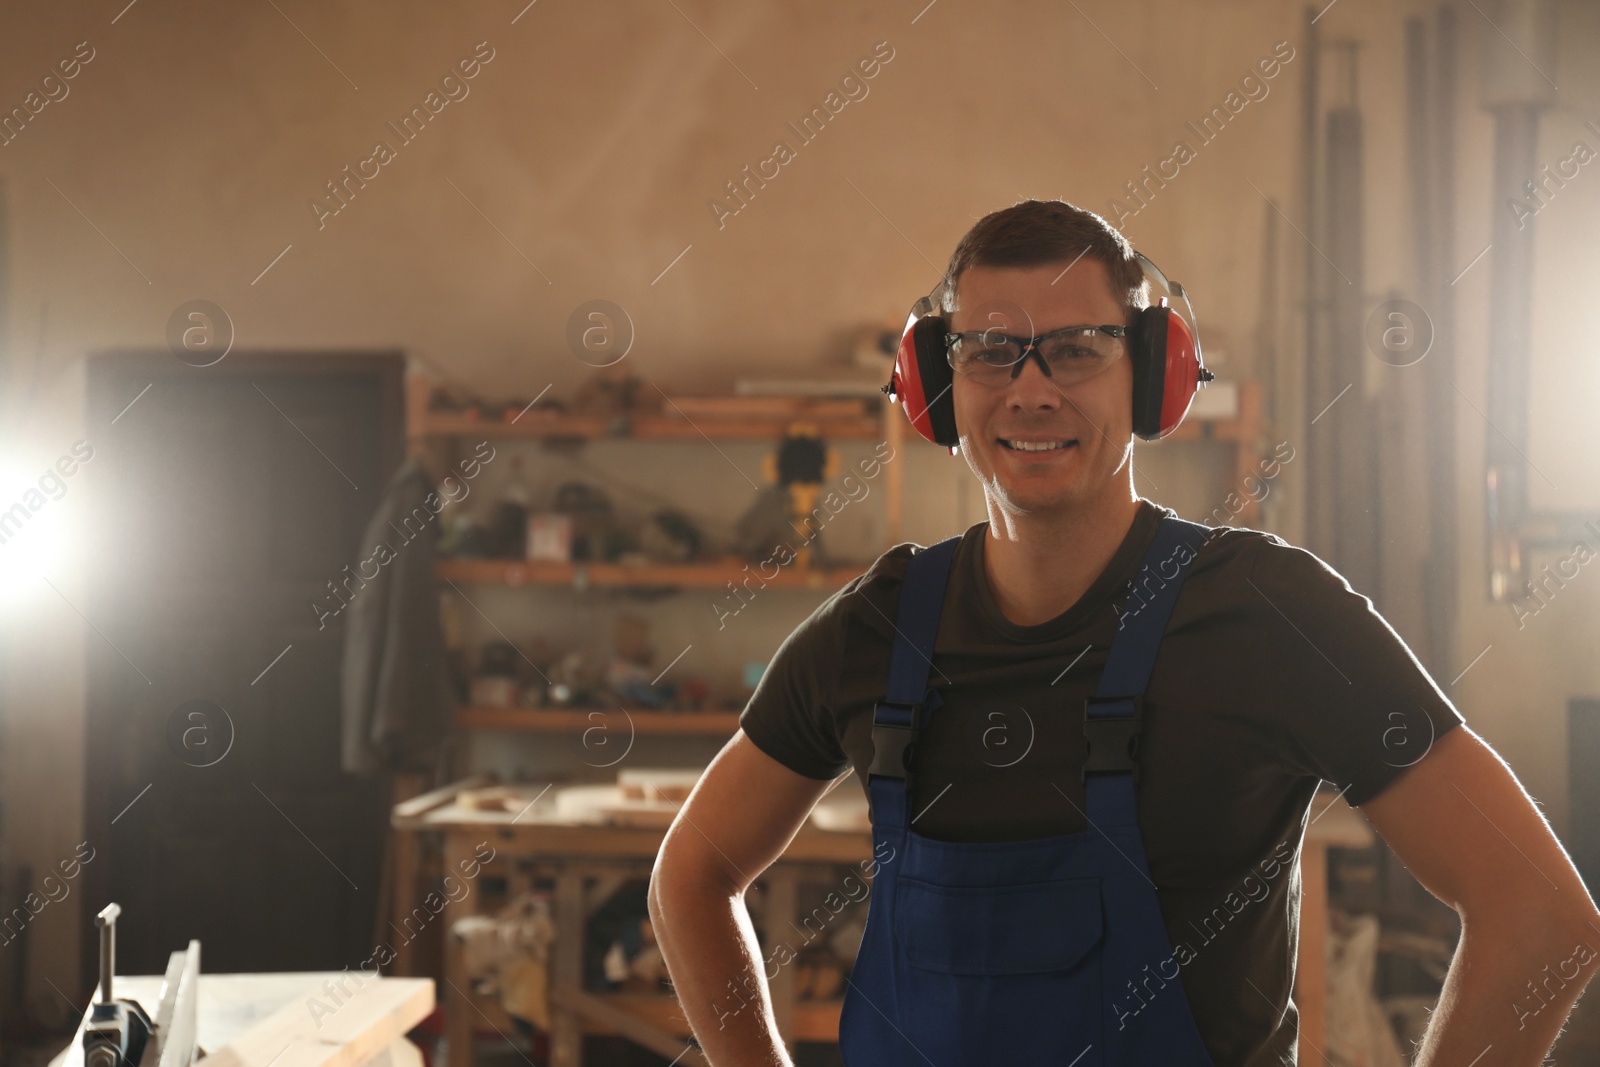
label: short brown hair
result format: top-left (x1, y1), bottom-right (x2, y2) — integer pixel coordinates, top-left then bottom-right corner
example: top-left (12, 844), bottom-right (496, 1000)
top-left (939, 199), bottom-right (1148, 320)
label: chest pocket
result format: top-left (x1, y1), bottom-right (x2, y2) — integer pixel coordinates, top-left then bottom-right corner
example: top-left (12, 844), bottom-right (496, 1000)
top-left (893, 876), bottom-right (1104, 975)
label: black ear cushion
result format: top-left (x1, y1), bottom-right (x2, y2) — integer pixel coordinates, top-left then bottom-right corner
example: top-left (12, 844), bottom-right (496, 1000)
top-left (911, 316), bottom-right (959, 447)
top-left (1128, 306), bottom-right (1168, 440)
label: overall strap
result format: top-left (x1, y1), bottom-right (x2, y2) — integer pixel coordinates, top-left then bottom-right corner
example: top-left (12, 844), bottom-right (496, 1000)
top-left (867, 535), bottom-right (962, 832)
top-left (1084, 515), bottom-right (1209, 827)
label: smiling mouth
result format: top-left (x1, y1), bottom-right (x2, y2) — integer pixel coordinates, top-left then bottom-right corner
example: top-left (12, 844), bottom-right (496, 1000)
top-left (1000, 438), bottom-right (1079, 452)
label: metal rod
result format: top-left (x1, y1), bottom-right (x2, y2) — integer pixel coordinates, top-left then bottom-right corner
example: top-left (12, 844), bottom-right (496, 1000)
top-left (1300, 4), bottom-right (1321, 553)
top-left (1426, 6), bottom-right (1459, 676)
top-left (95, 902), bottom-right (120, 1004)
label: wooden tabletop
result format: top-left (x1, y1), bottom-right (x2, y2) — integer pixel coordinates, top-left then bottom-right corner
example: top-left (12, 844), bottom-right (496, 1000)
top-left (391, 778), bottom-right (1370, 858)
top-left (49, 974), bottom-right (432, 1067)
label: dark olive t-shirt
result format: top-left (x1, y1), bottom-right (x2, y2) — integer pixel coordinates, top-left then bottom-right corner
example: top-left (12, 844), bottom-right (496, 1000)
top-left (739, 498), bottom-right (1464, 1067)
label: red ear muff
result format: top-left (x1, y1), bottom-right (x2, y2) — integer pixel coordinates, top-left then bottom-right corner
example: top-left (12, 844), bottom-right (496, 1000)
top-left (1129, 302), bottom-right (1209, 440)
top-left (886, 310), bottom-right (959, 448)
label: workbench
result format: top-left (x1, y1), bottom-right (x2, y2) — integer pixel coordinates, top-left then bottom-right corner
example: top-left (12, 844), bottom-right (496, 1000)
top-left (389, 778), bottom-right (1369, 1067)
top-left (48, 972), bottom-right (433, 1067)
top-left (391, 779), bottom-right (869, 1067)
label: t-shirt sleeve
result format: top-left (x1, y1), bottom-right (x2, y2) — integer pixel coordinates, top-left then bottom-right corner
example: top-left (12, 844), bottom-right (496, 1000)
top-left (1246, 535), bottom-right (1466, 806)
top-left (738, 578), bottom-right (861, 781)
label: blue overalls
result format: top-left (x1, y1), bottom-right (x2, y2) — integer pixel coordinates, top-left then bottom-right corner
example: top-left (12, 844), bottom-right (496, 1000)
top-left (839, 516), bottom-right (1217, 1066)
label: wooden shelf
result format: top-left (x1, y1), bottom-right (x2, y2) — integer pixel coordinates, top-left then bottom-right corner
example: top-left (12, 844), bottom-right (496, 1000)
top-left (409, 378), bottom-right (1257, 445)
top-left (467, 987), bottom-right (844, 1044)
top-left (627, 412), bottom-right (882, 440)
top-left (1157, 378), bottom-right (1262, 443)
top-left (457, 706), bottom-right (741, 735)
top-left (601, 992), bottom-right (843, 1044)
top-left (413, 405), bottom-right (883, 442)
top-left (438, 557), bottom-right (865, 590)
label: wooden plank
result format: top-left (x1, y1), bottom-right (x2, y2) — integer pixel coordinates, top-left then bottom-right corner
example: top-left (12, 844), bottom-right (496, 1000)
top-left (388, 828), bottom-right (421, 976)
top-left (157, 944), bottom-right (201, 1067)
top-left (194, 978), bottom-right (432, 1067)
top-left (416, 413), bottom-right (615, 439)
top-left (420, 819), bottom-right (872, 865)
top-left (573, 993), bottom-right (842, 1044)
top-left (407, 379), bottom-right (883, 443)
top-left (1297, 844), bottom-right (1329, 1065)
top-left (666, 396), bottom-right (868, 418)
top-left (456, 708), bottom-right (741, 736)
top-left (549, 990), bottom-right (707, 1067)
top-left (393, 775), bottom-right (491, 821)
top-left (436, 558), bottom-right (864, 591)
top-left (630, 415), bottom-right (881, 441)
top-left (460, 991), bottom-right (851, 1043)
top-left (550, 874), bottom-right (585, 1067)
top-left (441, 837), bottom-right (474, 1067)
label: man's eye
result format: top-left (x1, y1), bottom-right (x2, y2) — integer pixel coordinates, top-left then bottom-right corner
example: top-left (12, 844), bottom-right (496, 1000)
top-left (973, 346), bottom-right (1016, 365)
top-left (1041, 340), bottom-right (1106, 362)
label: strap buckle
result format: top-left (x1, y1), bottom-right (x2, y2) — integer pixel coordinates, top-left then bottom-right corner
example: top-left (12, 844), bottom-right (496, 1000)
top-left (869, 701), bottom-right (924, 779)
top-left (1083, 694), bottom-right (1145, 784)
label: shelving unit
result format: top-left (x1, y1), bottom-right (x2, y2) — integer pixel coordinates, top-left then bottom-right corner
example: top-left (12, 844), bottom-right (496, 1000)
top-left (410, 370), bottom-right (904, 754)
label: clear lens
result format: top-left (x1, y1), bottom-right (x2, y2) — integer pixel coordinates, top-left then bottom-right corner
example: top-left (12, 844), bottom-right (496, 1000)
top-left (949, 327), bottom-right (1122, 385)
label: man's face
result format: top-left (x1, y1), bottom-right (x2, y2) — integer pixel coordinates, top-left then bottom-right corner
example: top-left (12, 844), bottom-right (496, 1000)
top-left (948, 259), bottom-right (1134, 517)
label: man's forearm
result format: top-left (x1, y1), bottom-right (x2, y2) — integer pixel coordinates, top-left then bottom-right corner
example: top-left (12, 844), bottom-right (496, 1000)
top-left (649, 872), bottom-right (791, 1066)
top-left (1412, 911), bottom-right (1600, 1065)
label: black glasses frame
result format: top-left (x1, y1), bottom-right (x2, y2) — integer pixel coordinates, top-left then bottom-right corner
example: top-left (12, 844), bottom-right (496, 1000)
top-left (944, 323), bottom-right (1129, 379)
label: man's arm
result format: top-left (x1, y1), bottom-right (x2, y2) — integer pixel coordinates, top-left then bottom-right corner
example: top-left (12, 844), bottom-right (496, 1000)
top-left (649, 730), bottom-right (838, 1066)
top-left (1358, 724), bottom-right (1600, 1065)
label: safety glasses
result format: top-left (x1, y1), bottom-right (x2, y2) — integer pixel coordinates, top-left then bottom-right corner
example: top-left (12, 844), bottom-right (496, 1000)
top-left (944, 323), bottom-right (1128, 387)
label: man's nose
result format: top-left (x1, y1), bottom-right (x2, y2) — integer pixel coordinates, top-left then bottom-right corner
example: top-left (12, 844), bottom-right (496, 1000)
top-left (1006, 349), bottom-right (1062, 409)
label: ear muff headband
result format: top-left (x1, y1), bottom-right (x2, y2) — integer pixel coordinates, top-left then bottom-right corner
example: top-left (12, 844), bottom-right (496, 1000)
top-left (882, 252), bottom-right (1213, 447)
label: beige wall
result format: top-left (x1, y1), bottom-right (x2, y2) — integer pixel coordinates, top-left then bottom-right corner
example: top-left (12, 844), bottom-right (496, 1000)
top-left (1, 0), bottom-right (1597, 1015)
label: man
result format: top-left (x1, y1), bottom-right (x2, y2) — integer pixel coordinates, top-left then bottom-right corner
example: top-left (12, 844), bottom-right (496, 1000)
top-left (649, 200), bottom-right (1600, 1065)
